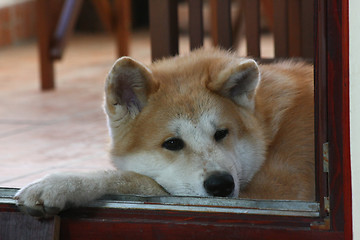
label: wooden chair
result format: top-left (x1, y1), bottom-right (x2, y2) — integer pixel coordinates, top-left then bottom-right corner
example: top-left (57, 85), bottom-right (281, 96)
top-left (36, 0), bottom-right (131, 90)
top-left (149, 0), bottom-right (314, 61)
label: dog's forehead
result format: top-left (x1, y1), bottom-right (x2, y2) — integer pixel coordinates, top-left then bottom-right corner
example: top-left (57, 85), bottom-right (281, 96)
top-left (168, 109), bottom-right (220, 135)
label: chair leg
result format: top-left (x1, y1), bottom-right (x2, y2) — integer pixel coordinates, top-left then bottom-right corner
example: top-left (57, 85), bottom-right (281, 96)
top-left (91, 0), bottom-right (114, 33)
top-left (51, 0), bottom-right (84, 59)
top-left (36, 0), bottom-right (55, 90)
top-left (114, 0), bottom-right (131, 57)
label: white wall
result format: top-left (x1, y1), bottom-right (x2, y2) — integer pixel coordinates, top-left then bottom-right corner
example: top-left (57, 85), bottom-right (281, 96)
top-left (0, 0), bottom-right (30, 8)
top-left (350, 0), bottom-right (360, 238)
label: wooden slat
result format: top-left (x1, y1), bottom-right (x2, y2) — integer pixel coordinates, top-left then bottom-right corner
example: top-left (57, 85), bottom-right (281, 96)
top-left (262, 0), bottom-right (274, 31)
top-left (114, 0), bottom-right (131, 57)
top-left (273, 0), bottom-right (288, 58)
top-left (287, 0), bottom-right (302, 57)
top-left (215, 0), bottom-right (232, 49)
top-left (50, 0), bottom-right (83, 59)
top-left (301, 0), bottom-right (314, 59)
top-left (149, 0), bottom-right (178, 61)
top-left (188, 0), bottom-right (203, 50)
top-left (36, 0), bottom-right (56, 90)
top-left (244, 0), bottom-right (260, 57)
top-left (232, 0), bottom-right (244, 49)
top-left (210, 0), bottom-right (218, 46)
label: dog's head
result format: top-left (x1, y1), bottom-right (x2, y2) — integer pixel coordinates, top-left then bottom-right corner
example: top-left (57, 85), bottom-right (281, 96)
top-left (104, 49), bottom-right (266, 197)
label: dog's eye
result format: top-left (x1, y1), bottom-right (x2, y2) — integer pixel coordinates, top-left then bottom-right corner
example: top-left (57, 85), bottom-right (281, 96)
top-left (162, 138), bottom-right (185, 151)
top-left (214, 129), bottom-right (229, 142)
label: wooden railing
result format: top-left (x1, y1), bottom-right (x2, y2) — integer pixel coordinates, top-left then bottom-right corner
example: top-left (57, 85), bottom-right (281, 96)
top-left (149, 0), bottom-right (314, 61)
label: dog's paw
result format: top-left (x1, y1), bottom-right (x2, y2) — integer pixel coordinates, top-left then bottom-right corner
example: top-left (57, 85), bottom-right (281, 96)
top-left (14, 174), bottom-right (75, 218)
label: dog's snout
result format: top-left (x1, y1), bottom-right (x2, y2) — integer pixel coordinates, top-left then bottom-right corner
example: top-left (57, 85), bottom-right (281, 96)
top-left (203, 172), bottom-right (234, 197)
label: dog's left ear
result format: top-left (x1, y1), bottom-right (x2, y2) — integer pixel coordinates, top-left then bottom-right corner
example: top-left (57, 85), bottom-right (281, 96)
top-left (207, 59), bottom-right (260, 110)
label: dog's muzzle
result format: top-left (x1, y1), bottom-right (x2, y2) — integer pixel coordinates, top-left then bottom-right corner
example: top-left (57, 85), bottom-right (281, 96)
top-left (203, 171), bottom-right (235, 197)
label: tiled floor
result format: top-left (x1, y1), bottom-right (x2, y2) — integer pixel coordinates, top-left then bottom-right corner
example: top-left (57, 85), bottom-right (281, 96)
top-left (0, 34), bottom-right (117, 187)
top-left (0, 30), bottom-right (274, 188)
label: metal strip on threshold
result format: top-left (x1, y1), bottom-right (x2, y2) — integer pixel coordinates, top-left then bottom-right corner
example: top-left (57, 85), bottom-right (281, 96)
top-left (0, 188), bottom-right (320, 217)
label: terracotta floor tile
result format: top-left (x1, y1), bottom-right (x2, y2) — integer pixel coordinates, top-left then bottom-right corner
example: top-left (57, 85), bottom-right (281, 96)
top-left (0, 34), bottom-right (121, 187)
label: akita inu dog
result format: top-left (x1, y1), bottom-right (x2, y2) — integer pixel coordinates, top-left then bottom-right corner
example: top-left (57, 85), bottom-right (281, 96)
top-left (15, 48), bottom-right (314, 217)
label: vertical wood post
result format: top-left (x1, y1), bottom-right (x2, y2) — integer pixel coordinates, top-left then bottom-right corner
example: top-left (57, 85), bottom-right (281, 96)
top-left (273, 0), bottom-right (288, 58)
top-left (288, 0), bottom-right (302, 57)
top-left (149, 0), bottom-right (178, 61)
top-left (188, 0), bottom-right (203, 50)
top-left (214, 0), bottom-right (232, 49)
top-left (244, 0), bottom-right (260, 57)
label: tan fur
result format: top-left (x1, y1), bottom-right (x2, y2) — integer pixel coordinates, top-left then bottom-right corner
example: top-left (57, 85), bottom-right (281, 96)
top-left (241, 62), bottom-right (314, 200)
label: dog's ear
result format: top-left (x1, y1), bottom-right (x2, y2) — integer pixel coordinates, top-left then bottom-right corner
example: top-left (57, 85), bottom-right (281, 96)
top-left (104, 57), bottom-right (157, 122)
top-left (207, 59), bottom-right (260, 110)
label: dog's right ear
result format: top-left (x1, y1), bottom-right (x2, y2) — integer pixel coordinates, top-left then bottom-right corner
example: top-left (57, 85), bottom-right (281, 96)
top-left (207, 59), bottom-right (260, 111)
top-left (104, 57), bottom-right (157, 122)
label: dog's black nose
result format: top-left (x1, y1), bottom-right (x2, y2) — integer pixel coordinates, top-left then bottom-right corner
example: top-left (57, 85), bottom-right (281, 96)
top-left (204, 172), bottom-right (234, 197)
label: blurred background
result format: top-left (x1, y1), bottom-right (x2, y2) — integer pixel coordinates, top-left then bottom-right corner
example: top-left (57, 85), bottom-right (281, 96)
top-left (0, 0), bottom-right (307, 188)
